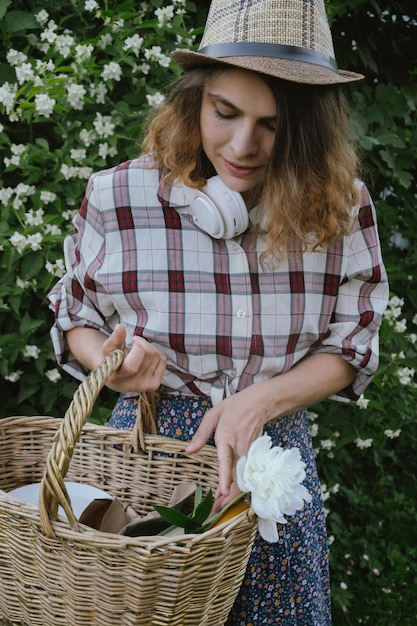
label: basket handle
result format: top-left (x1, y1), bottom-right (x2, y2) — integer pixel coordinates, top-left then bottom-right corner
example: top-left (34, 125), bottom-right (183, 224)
top-left (39, 348), bottom-right (157, 538)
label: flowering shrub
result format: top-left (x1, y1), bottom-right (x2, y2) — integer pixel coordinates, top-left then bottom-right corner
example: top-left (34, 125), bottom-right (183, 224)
top-left (0, 0), bottom-right (202, 418)
top-left (310, 293), bottom-right (417, 623)
top-left (0, 1), bottom-right (416, 624)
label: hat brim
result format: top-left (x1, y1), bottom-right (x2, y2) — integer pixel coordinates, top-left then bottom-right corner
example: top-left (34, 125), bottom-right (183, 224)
top-left (171, 49), bottom-right (364, 85)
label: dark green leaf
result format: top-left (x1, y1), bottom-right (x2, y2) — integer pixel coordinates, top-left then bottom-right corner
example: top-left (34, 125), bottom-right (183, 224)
top-left (4, 11), bottom-right (38, 33)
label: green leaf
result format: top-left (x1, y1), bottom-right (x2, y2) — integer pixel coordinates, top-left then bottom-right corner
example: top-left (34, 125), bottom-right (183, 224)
top-left (4, 11), bottom-right (38, 33)
top-left (153, 505), bottom-right (196, 529)
top-left (19, 312), bottom-right (45, 336)
top-left (192, 489), bottom-right (214, 525)
top-left (0, 0), bottom-right (12, 20)
top-left (192, 484), bottom-right (203, 515)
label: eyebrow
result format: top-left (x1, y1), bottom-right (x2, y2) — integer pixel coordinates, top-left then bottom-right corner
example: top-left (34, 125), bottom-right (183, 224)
top-left (207, 92), bottom-right (277, 123)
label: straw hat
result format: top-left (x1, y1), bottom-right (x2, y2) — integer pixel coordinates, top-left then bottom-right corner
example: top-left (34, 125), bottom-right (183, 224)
top-left (172, 0), bottom-right (363, 85)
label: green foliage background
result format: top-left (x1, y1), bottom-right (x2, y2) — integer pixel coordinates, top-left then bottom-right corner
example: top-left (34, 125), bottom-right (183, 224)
top-left (0, 0), bottom-right (416, 624)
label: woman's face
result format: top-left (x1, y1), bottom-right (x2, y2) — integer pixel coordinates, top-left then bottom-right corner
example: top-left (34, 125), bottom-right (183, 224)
top-left (200, 67), bottom-right (277, 205)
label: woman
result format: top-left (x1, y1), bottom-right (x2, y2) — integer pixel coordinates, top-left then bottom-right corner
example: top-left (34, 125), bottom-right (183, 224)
top-left (47, 1), bottom-right (388, 623)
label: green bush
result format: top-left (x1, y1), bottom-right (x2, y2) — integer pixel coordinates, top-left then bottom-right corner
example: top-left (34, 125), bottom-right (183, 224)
top-left (0, 0), bottom-right (416, 624)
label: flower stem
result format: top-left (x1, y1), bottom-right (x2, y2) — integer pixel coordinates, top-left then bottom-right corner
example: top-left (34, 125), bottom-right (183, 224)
top-left (205, 492), bottom-right (248, 528)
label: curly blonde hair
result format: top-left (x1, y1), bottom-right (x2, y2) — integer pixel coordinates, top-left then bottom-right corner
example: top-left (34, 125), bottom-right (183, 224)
top-left (142, 66), bottom-right (361, 260)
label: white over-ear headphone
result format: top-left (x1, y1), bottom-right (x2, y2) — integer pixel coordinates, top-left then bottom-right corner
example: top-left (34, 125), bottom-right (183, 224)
top-left (182, 176), bottom-right (249, 239)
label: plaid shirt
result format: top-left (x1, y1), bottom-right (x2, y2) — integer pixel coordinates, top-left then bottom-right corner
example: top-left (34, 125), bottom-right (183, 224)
top-left (47, 156), bottom-right (388, 404)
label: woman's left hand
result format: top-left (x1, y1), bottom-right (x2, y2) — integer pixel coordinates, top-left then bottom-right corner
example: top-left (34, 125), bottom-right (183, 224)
top-left (186, 382), bottom-right (274, 504)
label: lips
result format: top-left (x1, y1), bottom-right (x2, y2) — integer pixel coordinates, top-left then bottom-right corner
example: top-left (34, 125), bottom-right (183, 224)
top-left (223, 158), bottom-right (261, 177)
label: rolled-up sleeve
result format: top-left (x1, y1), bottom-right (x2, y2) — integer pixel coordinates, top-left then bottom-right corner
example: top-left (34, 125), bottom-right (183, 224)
top-left (47, 175), bottom-right (119, 380)
top-left (310, 184), bottom-right (389, 401)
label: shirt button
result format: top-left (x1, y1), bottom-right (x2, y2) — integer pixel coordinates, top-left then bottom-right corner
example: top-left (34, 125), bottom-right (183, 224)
top-left (236, 310), bottom-right (246, 318)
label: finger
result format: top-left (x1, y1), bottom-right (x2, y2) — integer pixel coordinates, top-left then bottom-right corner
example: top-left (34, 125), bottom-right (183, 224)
top-left (215, 440), bottom-right (235, 498)
top-left (185, 409), bottom-right (217, 453)
top-left (102, 324), bottom-right (126, 356)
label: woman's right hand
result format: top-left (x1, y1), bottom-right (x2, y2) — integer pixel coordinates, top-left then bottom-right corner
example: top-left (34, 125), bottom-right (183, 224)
top-left (66, 324), bottom-right (167, 394)
top-left (102, 324), bottom-right (167, 393)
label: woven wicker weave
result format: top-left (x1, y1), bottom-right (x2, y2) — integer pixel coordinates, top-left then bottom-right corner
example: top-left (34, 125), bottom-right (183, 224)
top-left (0, 349), bottom-right (256, 625)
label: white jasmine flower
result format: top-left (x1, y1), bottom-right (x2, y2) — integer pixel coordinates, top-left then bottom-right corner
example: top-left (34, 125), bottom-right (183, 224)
top-left (355, 437), bottom-right (373, 449)
top-left (394, 318), bottom-right (407, 333)
top-left (340, 581), bottom-right (348, 590)
top-left (40, 190), bottom-right (57, 204)
top-left (397, 366), bottom-right (415, 386)
top-left (138, 62), bottom-right (150, 75)
top-left (24, 208), bottom-right (44, 227)
top-left (0, 187), bottom-right (14, 205)
top-left (66, 83), bottom-right (86, 110)
top-left (10, 232), bottom-right (27, 253)
top-left (4, 143), bottom-right (27, 167)
top-left (35, 9), bottom-right (49, 25)
top-left (15, 62), bottom-right (35, 85)
top-left (384, 429), bottom-right (401, 439)
top-left (383, 295), bottom-right (404, 325)
top-left (144, 46), bottom-right (171, 67)
top-left (309, 423), bottom-right (319, 437)
top-left (93, 112), bottom-right (115, 137)
top-left (36, 59), bottom-right (55, 74)
top-left (6, 49), bottom-right (27, 66)
top-left (60, 164), bottom-right (76, 180)
top-left (11, 143), bottom-right (26, 156)
top-left (45, 259), bottom-right (65, 277)
top-left (236, 434), bottom-right (312, 542)
top-left (23, 345), bottom-right (41, 359)
top-left (70, 148), bottom-right (87, 161)
top-left (123, 34), bottom-right (144, 57)
top-left (79, 128), bottom-right (96, 147)
top-left (16, 277), bottom-right (27, 288)
top-left (55, 34), bottom-right (75, 57)
top-left (155, 5), bottom-right (175, 25)
top-left (40, 20), bottom-right (58, 44)
top-left (78, 166), bottom-right (93, 179)
top-left (111, 18), bottom-right (124, 32)
top-left (321, 484), bottom-right (330, 502)
top-left (26, 232), bottom-right (43, 251)
top-left (15, 182), bottom-right (36, 198)
top-left (98, 142), bottom-right (110, 158)
top-left (101, 61), bottom-right (122, 81)
top-left (90, 82), bottom-right (107, 104)
top-left (146, 92), bottom-right (165, 107)
top-left (0, 82), bottom-right (17, 115)
top-left (97, 33), bottom-right (113, 49)
top-left (320, 439), bottom-right (336, 450)
top-left (5, 370), bottom-right (23, 382)
top-left (413, 313), bottom-right (417, 325)
top-left (85, 0), bottom-right (99, 11)
top-left (43, 224), bottom-right (62, 236)
top-left (409, 333), bottom-right (417, 344)
top-left (74, 44), bottom-right (94, 63)
top-left (357, 394), bottom-right (370, 409)
top-left (34, 93), bottom-right (56, 117)
top-left (391, 351), bottom-right (406, 360)
top-left (46, 368), bottom-right (62, 382)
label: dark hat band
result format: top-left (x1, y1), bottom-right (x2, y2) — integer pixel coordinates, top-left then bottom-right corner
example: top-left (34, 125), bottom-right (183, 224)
top-left (199, 42), bottom-right (339, 73)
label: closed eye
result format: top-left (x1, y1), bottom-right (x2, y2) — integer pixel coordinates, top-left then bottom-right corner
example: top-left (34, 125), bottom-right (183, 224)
top-left (214, 108), bottom-right (235, 121)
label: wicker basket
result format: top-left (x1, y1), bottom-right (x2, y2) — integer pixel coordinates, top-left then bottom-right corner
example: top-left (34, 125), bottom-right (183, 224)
top-left (0, 349), bottom-right (257, 626)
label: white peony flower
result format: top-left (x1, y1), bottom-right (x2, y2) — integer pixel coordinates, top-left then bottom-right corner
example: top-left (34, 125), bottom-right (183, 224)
top-left (236, 434), bottom-right (312, 542)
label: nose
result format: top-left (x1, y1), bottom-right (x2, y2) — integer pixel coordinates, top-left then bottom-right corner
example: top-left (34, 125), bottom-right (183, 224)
top-left (230, 121), bottom-right (259, 158)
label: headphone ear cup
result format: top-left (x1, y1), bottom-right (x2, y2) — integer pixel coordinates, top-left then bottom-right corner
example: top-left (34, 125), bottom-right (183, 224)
top-left (183, 176), bottom-right (248, 239)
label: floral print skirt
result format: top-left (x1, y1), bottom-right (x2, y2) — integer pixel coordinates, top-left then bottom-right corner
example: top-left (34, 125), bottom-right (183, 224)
top-left (108, 393), bottom-right (331, 626)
